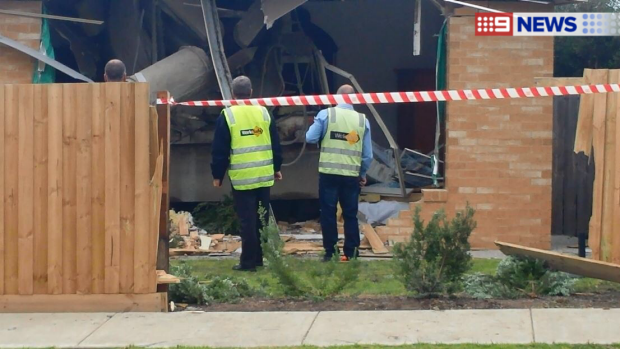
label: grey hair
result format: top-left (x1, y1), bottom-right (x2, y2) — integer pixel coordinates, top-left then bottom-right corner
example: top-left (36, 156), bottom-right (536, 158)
top-left (104, 59), bottom-right (126, 82)
top-left (232, 75), bottom-right (252, 99)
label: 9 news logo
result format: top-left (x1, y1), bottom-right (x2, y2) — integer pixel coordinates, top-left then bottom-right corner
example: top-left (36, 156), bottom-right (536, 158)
top-left (475, 12), bottom-right (620, 36)
top-left (476, 14), bottom-right (513, 36)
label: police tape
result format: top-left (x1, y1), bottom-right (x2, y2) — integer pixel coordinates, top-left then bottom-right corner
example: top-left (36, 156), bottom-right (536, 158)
top-left (155, 83), bottom-right (620, 107)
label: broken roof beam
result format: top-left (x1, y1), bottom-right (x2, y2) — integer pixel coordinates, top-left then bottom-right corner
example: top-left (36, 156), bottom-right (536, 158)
top-left (261, 0), bottom-right (308, 29)
top-left (0, 34), bottom-right (93, 82)
top-left (0, 8), bottom-right (104, 25)
top-left (200, 0), bottom-right (233, 98)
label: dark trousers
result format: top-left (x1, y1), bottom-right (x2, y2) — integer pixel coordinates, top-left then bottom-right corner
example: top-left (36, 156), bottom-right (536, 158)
top-left (231, 187), bottom-right (270, 268)
top-left (319, 173), bottom-right (361, 258)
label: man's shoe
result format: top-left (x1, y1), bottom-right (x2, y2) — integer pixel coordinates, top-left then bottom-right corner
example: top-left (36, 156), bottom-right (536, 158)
top-left (340, 256), bottom-right (350, 263)
top-left (322, 255), bottom-right (333, 262)
top-left (232, 264), bottom-right (257, 272)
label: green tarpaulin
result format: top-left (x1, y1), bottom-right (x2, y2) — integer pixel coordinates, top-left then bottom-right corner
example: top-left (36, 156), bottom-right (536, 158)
top-left (432, 19), bottom-right (447, 187)
top-left (32, 7), bottom-right (56, 84)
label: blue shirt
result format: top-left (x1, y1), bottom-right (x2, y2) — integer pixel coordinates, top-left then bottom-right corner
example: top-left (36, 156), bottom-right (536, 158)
top-left (305, 104), bottom-right (373, 178)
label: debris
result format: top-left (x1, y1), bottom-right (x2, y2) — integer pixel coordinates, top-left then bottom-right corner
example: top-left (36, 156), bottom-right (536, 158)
top-left (283, 242), bottom-right (323, 255)
top-left (210, 234), bottom-right (225, 241)
top-left (358, 201), bottom-right (409, 225)
top-left (157, 270), bottom-right (181, 284)
top-left (496, 241), bottom-right (620, 283)
top-left (199, 236), bottom-right (212, 251)
top-left (362, 224), bottom-right (389, 254)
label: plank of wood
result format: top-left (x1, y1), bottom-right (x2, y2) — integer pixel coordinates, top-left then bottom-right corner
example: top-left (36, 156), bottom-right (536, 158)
top-left (17, 84), bottom-right (35, 295)
top-left (150, 150), bottom-right (164, 292)
top-left (134, 83), bottom-right (152, 294)
top-left (574, 69), bottom-right (596, 156)
top-left (600, 70), bottom-right (619, 262)
top-left (0, 85), bottom-right (4, 295)
top-left (552, 97), bottom-right (566, 236)
top-left (359, 236), bottom-right (372, 249)
top-left (104, 83), bottom-right (122, 294)
top-left (62, 84), bottom-right (78, 294)
top-left (362, 224), bottom-right (389, 254)
top-left (0, 293), bottom-right (168, 313)
top-left (149, 107), bottom-right (159, 179)
top-left (612, 74), bottom-right (620, 264)
top-left (3, 85), bottom-right (19, 295)
top-left (90, 84), bottom-right (105, 294)
top-left (119, 83), bottom-right (136, 294)
top-left (496, 241), bottom-right (620, 283)
top-left (47, 84), bottom-right (63, 295)
top-left (155, 91), bottom-right (171, 284)
top-left (178, 217), bottom-right (189, 236)
top-left (589, 69), bottom-right (610, 260)
top-left (156, 270), bottom-right (180, 284)
top-left (283, 241), bottom-right (322, 255)
top-left (211, 234), bottom-right (225, 241)
top-left (76, 84), bottom-right (93, 294)
top-left (33, 85), bottom-right (49, 295)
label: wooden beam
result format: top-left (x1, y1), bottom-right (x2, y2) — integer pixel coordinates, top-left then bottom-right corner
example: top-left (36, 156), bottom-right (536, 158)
top-left (155, 91), bottom-right (170, 293)
top-left (601, 70), bottom-right (619, 262)
top-left (0, 9), bottom-right (104, 25)
top-left (589, 69), bottom-right (610, 260)
top-left (0, 293), bottom-right (167, 313)
top-left (496, 241), bottom-right (620, 283)
top-left (156, 270), bottom-right (180, 284)
top-left (362, 224), bottom-right (389, 254)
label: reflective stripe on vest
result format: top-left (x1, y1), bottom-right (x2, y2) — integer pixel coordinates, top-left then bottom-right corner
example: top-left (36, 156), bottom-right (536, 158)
top-left (225, 105), bottom-right (275, 190)
top-left (319, 107), bottom-right (366, 177)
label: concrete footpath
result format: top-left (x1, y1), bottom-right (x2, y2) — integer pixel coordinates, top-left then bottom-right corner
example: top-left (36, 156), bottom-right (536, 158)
top-left (0, 308), bottom-right (619, 347)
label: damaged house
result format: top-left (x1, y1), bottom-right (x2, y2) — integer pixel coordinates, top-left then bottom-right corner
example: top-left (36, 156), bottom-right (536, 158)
top-left (1, 0), bottom-right (566, 250)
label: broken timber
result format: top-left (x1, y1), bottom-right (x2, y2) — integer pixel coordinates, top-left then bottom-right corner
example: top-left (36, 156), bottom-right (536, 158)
top-left (496, 241), bottom-right (620, 283)
top-left (362, 224), bottom-right (389, 254)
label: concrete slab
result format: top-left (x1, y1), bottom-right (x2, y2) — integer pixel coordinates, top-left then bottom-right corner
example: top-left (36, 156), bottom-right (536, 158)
top-left (0, 313), bottom-right (114, 348)
top-left (532, 308), bottom-right (620, 344)
top-left (303, 309), bottom-right (533, 346)
top-left (80, 311), bottom-right (318, 348)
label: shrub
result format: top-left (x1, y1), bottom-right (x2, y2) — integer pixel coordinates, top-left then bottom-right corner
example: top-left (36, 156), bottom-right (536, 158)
top-left (259, 206), bottom-right (360, 300)
top-left (169, 263), bottom-right (256, 305)
top-left (463, 256), bottom-right (577, 299)
top-left (393, 204), bottom-right (476, 297)
top-left (192, 195), bottom-right (240, 235)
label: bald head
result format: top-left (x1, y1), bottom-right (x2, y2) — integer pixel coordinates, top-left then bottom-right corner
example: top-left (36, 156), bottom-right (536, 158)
top-left (232, 75), bottom-right (252, 99)
top-left (336, 84), bottom-right (355, 95)
top-left (104, 59), bottom-right (126, 82)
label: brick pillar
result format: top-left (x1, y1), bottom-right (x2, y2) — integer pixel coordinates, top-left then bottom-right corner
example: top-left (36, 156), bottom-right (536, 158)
top-left (0, 1), bottom-right (43, 84)
top-left (402, 2), bottom-right (554, 250)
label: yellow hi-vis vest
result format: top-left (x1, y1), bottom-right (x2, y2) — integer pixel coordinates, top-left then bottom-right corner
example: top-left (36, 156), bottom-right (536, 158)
top-left (224, 105), bottom-right (275, 190)
top-left (319, 107), bottom-right (366, 177)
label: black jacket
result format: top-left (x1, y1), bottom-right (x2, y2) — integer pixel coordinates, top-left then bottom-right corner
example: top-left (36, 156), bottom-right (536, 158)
top-left (210, 109), bottom-right (283, 181)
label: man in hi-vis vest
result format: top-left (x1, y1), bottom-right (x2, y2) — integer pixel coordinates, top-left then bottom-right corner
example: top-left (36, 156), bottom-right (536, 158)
top-left (211, 76), bottom-right (283, 272)
top-left (306, 84), bottom-right (373, 262)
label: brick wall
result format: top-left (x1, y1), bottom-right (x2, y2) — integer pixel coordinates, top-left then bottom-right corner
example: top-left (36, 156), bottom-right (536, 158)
top-left (0, 1), bottom-right (42, 84)
top-left (381, 2), bottom-right (554, 250)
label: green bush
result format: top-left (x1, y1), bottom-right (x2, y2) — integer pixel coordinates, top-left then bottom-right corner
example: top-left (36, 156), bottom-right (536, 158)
top-left (464, 256), bottom-right (577, 299)
top-left (393, 204), bottom-right (476, 297)
top-left (169, 262), bottom-right (256, 305)
top-left (259, 206), bottom-right (361, 300)
top-left (192, 195), bottom-right (240, 235)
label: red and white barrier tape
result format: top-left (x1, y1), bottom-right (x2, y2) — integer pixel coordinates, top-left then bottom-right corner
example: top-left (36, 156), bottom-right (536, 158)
top-left (156, 84), bottom-right (620, 107)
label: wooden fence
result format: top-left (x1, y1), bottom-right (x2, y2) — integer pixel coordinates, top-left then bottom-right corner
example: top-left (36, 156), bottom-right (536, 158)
top-left (571, 69), bottom-right (620, 263)
top-left (0, 83), bottom-right (166, 312)
top-left (551, 95), bottom-right (594, 239)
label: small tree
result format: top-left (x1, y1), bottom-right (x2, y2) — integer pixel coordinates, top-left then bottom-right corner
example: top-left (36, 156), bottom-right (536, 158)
top-left (259, 206), bottom-right (361, 300)
top-left (393, 204), bottom-right (476, 296)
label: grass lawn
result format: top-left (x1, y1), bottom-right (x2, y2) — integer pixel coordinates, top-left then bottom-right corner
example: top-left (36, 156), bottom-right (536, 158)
top-left (172, 257), bottom-right (620, 298)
